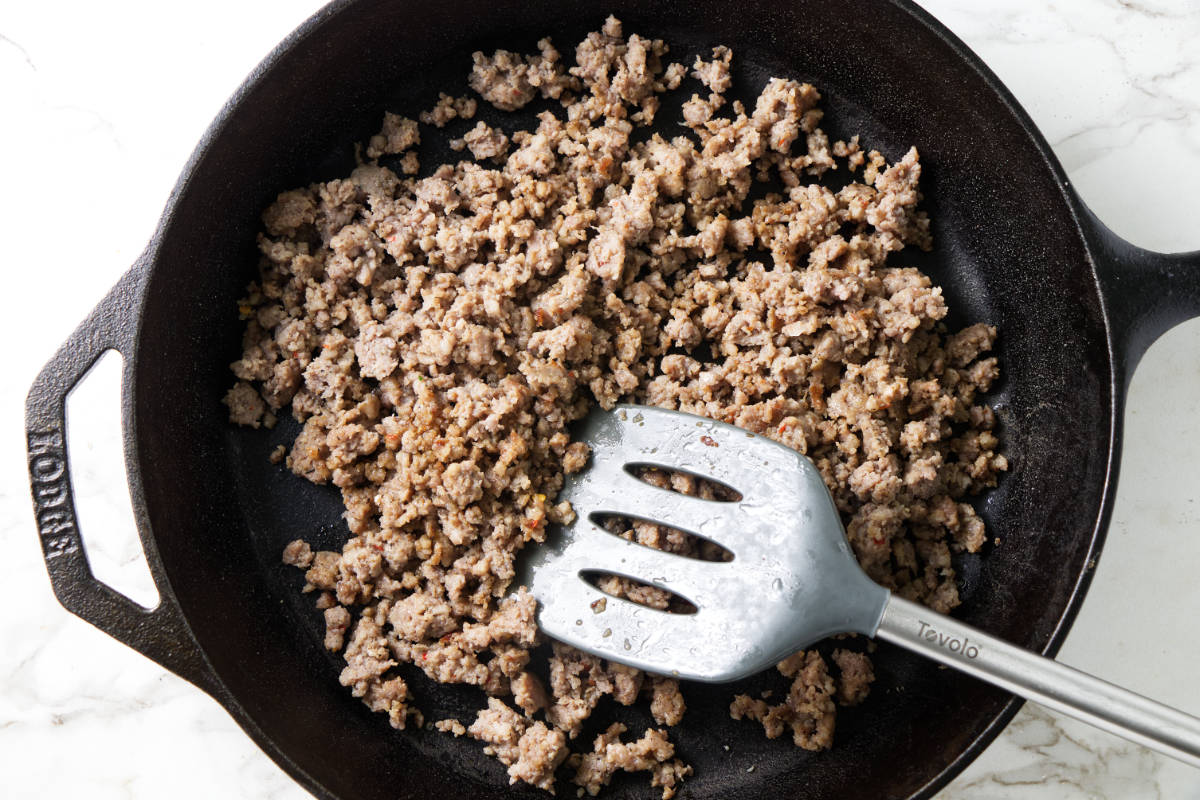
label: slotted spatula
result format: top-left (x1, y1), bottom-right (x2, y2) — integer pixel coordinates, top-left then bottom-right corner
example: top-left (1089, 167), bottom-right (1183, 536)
top-left (522, 404), bottom-right (1200, 767)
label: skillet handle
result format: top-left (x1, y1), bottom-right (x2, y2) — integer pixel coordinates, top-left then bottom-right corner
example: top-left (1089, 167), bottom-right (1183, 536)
top-left (25, 260), bottom-right (220, 697)
top-left (1083, 205), bottom-right (1200, 390)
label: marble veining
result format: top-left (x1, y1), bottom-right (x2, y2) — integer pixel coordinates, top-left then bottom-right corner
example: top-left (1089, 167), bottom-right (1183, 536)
top-left (946, 706), bottom-right (1165, 799)
top-left (2, 1), bottom-right (1198, 798)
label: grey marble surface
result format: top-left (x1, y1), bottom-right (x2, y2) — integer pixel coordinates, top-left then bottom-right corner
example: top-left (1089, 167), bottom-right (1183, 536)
top-left (2, 1), bottom-right (1198, 797)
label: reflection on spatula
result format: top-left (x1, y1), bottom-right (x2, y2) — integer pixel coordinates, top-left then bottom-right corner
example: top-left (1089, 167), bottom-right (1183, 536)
top-left (521, 404), bottom-right (1200, 767)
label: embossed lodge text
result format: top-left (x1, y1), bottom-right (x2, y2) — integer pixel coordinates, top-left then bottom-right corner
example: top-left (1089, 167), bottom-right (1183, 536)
top-left (917, 620), bottom-right (980, 659)
top-left (28, 428), bottom-right (81, 559)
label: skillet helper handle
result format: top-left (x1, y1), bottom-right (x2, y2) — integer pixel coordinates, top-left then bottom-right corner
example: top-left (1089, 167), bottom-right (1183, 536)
top-left (25, 262), bottom-right (218, 696)
top-left (876, 595), bottom-right (1200, 768)
top-left (1084, 207), bottom-right (1200, 386)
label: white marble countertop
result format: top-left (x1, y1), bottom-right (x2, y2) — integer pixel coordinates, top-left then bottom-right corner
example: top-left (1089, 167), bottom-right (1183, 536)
top-left (2, 1), bottom-right (1198, 797)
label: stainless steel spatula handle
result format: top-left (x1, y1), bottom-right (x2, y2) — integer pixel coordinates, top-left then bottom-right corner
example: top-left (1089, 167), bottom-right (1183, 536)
top-left (876, 595), bottom-right (1200, 768)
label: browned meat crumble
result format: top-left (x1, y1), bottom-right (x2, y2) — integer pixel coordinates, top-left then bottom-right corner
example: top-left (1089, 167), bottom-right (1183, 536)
top-left (225, 15), bottom-right (1006, 797)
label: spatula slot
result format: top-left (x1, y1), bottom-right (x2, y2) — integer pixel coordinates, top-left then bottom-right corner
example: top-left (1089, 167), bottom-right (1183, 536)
top-left (588, 512), bottom-right (734, 563)
top-left (581, 570), bottom-right (699, 615)
top-left (623, 464), bottom-right (743, 503)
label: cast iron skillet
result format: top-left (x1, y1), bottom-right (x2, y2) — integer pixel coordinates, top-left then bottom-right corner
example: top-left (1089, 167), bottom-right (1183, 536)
top-left (24, 1), bottom-right (1200, 798)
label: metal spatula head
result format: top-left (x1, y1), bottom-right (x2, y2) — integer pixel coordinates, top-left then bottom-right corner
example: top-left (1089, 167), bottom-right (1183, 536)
top-left (522, 404), bottom-right (889, 682)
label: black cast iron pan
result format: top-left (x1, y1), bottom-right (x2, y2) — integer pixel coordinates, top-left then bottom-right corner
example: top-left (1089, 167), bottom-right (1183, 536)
top-left (24, 1), bottom-right (1200, 798)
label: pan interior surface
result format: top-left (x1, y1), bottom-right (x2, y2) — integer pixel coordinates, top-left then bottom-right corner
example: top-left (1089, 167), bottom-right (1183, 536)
top-left (131, 1), bottom-right (1113, 798)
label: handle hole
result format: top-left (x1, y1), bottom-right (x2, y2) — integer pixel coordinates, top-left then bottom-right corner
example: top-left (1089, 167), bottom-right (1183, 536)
top-left (65, 350), bottom-right (160, 609)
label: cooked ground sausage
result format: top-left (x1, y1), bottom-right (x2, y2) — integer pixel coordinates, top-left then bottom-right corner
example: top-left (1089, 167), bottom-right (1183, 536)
top-left (227, 16), bottom-right (1006, 797)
